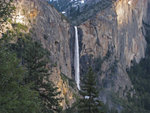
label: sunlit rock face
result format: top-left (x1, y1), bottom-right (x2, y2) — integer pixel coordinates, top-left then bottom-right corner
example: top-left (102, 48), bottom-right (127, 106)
top-left (13, 0), bottom-right (39, 25)
top-left (0, 0), bottom-right (39, 34)
top-left (9, 0), bottom-right (77, 109)
top-left (78, 0), bottom-right (148, 107)
top-left (115, 0), bottom-right (147, 66)
top-left (50, 67), bottom-right (77, 108)
top-left (12, 12), bottom-right (26, 24)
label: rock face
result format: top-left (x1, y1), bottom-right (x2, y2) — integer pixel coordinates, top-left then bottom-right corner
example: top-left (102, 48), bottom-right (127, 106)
top-left (12, 0), bottom-right (77, 109)
top-left (78, 0), bottom-right (148, 107)
top-left (5, 0), bottom-right (150, 110)
top-left (144, 0), bottom-right (150, 25)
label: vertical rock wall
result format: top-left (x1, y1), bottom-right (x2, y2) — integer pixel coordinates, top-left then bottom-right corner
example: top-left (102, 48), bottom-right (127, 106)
top-left (10, 0), bottom-right (78, 109)
top-left (78, 0), bottom-right (148, 105)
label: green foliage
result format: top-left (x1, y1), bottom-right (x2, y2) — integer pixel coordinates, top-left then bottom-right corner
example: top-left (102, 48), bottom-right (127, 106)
top-left (22, 40), bottom-right (49, 85)
top-left (78, 67), bottom-right (103, 113)
top-left (0, 40), bottom-right (41, 113)
top-left (0, 0), bottom-right (15, 29)
top-left (1, 23), bottom-right (28, 45)
top-left (12, 23), bottom-right (28, 32)
top-left (63, 101), bottom-right (79, 113)
top-left (12, 36), bottom-right (63, 113)
top-left (1, 2), bottom-right (63, 112)
top-left (1, 21), bottom-right (63, 113)
top-left (39, 82), bottom-right (63, 113)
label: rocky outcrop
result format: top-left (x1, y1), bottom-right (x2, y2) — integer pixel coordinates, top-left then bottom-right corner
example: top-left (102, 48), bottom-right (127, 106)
top-left (78, 0), bottom-right (148, 107)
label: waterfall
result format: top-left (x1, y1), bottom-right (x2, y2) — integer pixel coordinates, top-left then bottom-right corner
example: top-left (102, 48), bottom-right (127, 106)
top-left (74, 26), bottom-right (80, 90)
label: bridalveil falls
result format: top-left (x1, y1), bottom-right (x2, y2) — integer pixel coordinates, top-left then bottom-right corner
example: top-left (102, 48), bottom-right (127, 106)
top-left (74, 26), bottom-right (80, 90)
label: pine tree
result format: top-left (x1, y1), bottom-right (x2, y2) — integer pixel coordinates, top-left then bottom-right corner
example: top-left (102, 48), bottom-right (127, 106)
top-left (78, 67), bottom-right (103, 113)
top-left (0, 40), bottom-right (41, 113)
top-left (2, 20), bottom-right (63, 112)
top-left (15, 37), bottom-right (63, 113)
top-left (0, 1), bottom-right (62, 111)
top-left (0, 2), bottom-right (41, 112)
top-left (39, 82), bottom-right (63, 113)
top-left (23, 41), bottom-right (49, 86)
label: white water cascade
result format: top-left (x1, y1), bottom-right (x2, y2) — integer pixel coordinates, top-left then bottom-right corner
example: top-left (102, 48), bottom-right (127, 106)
top-left (74, 26), bottom-right (80, 90)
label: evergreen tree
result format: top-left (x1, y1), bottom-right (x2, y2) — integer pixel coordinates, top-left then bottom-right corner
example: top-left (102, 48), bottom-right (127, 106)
top-left (0, 1), bottom-right (62, 112)
top-left (0, 2), bottom-right (41, 112)
top-left (2, 21), bottom-right (63, 112)
top-left (78, 67), bottom-right (102, 113)
top-left (23, 40), bottom-right (49, 86)
top-left (39, 82), bottom-right (63, 113)
top-left (0, 40), bottom-right (41, 113)
top-left (14, 37), bottom-right (63, 113)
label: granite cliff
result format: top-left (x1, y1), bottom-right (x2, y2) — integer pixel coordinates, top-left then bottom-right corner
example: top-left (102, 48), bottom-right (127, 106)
top-left (78, 0), bottom-right (148, 108)
top-left (7, 0), bottom-right (77, 108)
top-left (2, 0), bottom-right (150, 110)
